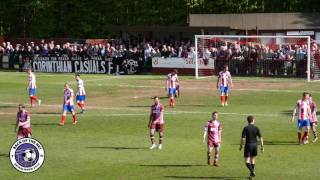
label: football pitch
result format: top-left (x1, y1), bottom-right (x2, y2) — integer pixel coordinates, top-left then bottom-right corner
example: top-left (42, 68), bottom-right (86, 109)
top-left (0, 72), bottom-right (320, 180)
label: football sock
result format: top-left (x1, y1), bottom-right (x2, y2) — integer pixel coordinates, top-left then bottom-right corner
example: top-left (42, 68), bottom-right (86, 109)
top-left (298, 132), bottom-right (302, 143)
top-left (246, 163), bottom-right (253, 173)
top-left (159, 134), bottom-right (163, 144)
top-left (150, 135), bottom-right (155, 144)
top-left (251, 164), bottom-right (255, 171)
top-left (225, 95), bottom-right (228, 102)
top-left (313, 130), bottom-right (318, 138)
top-left (72, 114), bottom-right (77, 123)
top-left (169, 97), bottom-right (174, 107)
top-left (214, 152), bottom-right (219, 161)
top-left (303, 132), bottom-right (308, 141)
top-left (220, 96), bottom-right (225, 104)
top-left (60, 115), bottom-right (66, 124)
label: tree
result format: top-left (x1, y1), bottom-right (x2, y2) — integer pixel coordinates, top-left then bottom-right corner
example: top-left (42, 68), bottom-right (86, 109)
top-left (1, 0), bottom-right (319, 38)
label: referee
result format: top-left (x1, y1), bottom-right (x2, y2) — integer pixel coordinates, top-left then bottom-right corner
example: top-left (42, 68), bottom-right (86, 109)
top-left (239, 115), bottom-right (264, 178)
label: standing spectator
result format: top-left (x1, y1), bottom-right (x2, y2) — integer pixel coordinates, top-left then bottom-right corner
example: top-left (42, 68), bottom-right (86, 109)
top-left (188, 47), bottom-right (196, 59)
top-left (267, 48), bottom-right (277, 76)
top-left (216, 46), bottom-right (229, 74)
top-left (248, 48), bottom-right (258, 75)
top-left (295, 46), bottom-right (307, 77)
top-left (161, 45), bottom-right (170, 58)
top-left (34, 46), bottom-right (41, 55)
top-left (41, 44), bottom-right (48, 56)
top-left (0, 45), bottom-right (4, 68)
top-left (106, 43), bottom-right (113, 58)
top-left (230, 48), bottom-right (242, 74)
top-left (144, 43), bottom-right (153, 71)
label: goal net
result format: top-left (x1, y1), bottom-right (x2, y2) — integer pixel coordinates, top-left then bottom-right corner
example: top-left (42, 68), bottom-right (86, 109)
top-left (194, 35), bottom-right (316, 81)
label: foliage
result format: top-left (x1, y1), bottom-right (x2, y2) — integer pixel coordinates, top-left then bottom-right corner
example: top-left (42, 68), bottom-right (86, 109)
top-left (0, 0), bottom-right (319, 38)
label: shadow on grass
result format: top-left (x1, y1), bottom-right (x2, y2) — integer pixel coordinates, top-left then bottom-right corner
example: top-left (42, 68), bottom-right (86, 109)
top-left (232, 140), bottom-right (297, 146)
top-left (0, 105), bottom-right (16, 109)
top-left (140, 164), bottom-right (206, 168)
top-left (0, 153), bottom-right (9, 158)
top-left (33, 112), bottom-right (61, 115)
top-left (32, 123), bottom-right (59, 126)
top-left (264, 141), bottom-right (297, 146)
top-left (164, 176), bottom-right (249, 179)
top-left (280, 110), bottom-right (293, 115)
top-left (177, 104), bottom-right (209, 107)
top-left (158, 96), bottom-right (169, 99)
top-left (127, 105), bottom-right (150, 108)
top-left (86, 146), bottom-right (148, 150)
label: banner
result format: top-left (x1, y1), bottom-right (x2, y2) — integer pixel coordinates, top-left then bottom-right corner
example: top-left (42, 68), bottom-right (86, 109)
top-left (287, 31), bottom-right (314, 36)
top-left (32, 56), bottom-right (139, 74)
top-left (152, 57), bottom-right (215, 69)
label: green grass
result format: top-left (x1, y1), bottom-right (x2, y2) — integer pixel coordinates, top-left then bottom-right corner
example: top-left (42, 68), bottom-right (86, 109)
top-left (0, 72), bottom-right (319, 180)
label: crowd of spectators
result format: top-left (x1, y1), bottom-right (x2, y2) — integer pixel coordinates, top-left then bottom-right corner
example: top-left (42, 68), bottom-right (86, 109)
top-left (0, 39), bottom-right (196, 72)
top-left (0, 38), bottom-right (319, 77)
top-left (0, 39), bottom-right (196, 59)
top-left (199, 40), bottom-right (318, 77)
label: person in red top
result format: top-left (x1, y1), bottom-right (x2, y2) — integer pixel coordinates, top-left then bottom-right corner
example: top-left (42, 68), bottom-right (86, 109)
top-left (15, 104), bottom-right (32, 139)
top-left (203, 111), bottom-right (222, 166)
top-left (148, 96), bottom-right (165, 150)
top-left (27, 69), bottom-right (41, 107)
top-left (60, 83), bottom-right (77, 126)
top-left (309, 94), bottom-right (318, 143)
top-left (166, 70), bottom-right (179, 108)
top-left (216, 65), bottom-right (233, 107)
top-left (291, 92), bottom-right (312, 144)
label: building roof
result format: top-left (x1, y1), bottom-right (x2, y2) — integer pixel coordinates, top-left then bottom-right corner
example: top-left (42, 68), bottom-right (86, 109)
top-left (103, 25), bottom-right (229, 32)
top-left (189, 13), bottom-right (320, 30)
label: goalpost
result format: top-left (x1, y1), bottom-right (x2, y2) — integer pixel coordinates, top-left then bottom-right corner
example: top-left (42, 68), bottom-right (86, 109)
top-left (194, 35), bottom-right (314, 81)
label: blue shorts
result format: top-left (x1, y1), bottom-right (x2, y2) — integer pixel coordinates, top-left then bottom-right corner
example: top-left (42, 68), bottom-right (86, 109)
top-left (298, 119), bottom-right (310, 128)
top-left (63, 104), bottom-right (75, 112)
top-left (220, 86), bottom-right (229, 94)
top-left (76, 95), bottom-right (86, 102)
top-left (168, 88), bottom-right (176, 96)
top-left (29, 88), bottom-right (36, 96)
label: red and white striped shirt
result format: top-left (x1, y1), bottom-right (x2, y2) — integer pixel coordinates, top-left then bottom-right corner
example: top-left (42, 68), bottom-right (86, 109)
top-left (28, 73), bottom-right (37, 89)
top-left (167, 73), bottom-right (178, 89)
top-left (150, 103), bottom-right (164, 124)
top-left (64, 88), bottom-right (74, 106)
top-left (218, 71), bottom-right (231, 87)
top-left (296, 100), bottom-right (310, 120)
top-left (310, 101), bottom-right (318, 123)
top-left (76, 79), bottom-right (86, 96)
top-left (204, 120), bottom-right (222, 144)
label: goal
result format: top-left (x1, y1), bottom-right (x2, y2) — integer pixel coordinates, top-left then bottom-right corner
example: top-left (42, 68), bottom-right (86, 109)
top-left (194, 35), bottom-right (314, 81)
